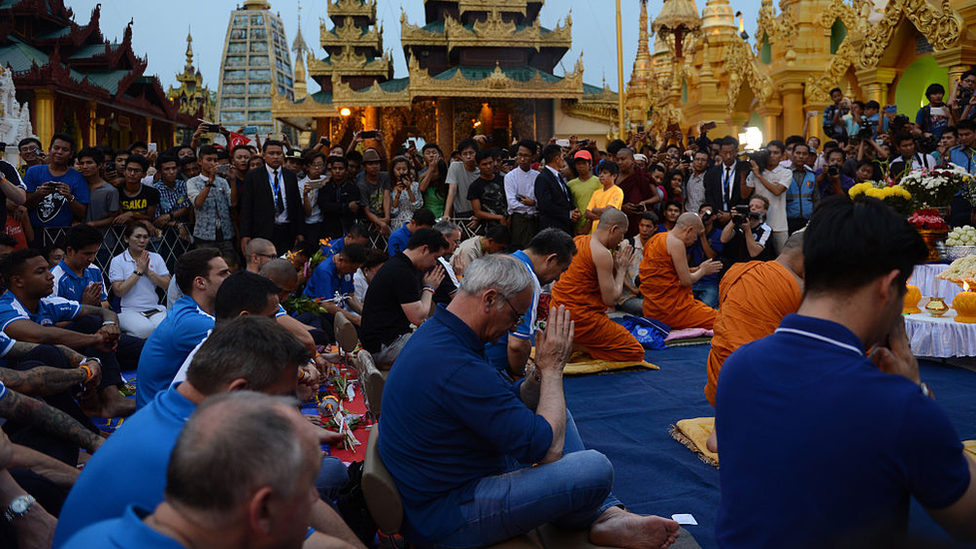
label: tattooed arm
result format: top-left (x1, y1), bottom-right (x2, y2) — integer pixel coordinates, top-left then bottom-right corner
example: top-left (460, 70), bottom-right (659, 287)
top-left (0, 388), bottom-right (102, 453)
top-left (0, 365), bottom-right (87, 397)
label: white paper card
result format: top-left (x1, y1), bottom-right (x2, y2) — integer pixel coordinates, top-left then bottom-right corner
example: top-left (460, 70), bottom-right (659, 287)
top-left (671, 514), bottom-right (698, 526)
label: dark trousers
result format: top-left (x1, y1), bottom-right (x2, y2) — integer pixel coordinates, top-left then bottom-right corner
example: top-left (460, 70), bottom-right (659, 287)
top-left (295, 312), bottom-right (335, 346)
top-left (272, 223), bottom-right (296, 256)
top-left (304, 222), bottom-right (322, 245)
top-left (510, 213), bottom-right (538, 249)
top-left (787, 217), bottom-right (809, 235)
top-left (66, 315), bottom-right (144, 385)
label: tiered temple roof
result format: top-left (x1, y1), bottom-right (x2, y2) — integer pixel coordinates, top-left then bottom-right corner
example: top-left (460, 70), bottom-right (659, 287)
top-left (166, 30), bottom-right (216, 123)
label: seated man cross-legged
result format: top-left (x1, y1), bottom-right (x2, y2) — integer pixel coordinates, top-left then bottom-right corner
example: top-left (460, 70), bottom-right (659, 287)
top-left (551, 208), bottom-right (645, 362)
top-left (380, 254), bottom-right (679, 549)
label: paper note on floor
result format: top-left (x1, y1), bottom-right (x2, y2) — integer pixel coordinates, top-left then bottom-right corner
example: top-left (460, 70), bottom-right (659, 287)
top-left (671, 514), bottom-right (698, 526)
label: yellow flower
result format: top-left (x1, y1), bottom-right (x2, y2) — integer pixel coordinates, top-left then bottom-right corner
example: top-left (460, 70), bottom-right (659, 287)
top-left (864, 188), bottom-right (883, 198)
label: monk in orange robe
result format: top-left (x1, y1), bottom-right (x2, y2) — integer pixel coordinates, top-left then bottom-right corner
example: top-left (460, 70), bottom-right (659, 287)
top-left (639, 212), bottom-right (722, 329)
top-left (551, 209), bottom-right (645, 361)
top-left (705, 232), bottom-right (804, 406)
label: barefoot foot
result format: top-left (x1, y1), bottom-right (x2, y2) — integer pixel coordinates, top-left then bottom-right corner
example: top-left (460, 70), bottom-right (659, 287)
top-left (589, 507), bottom-right (680, 549)
top-left (98, 390), bottom-right (135, 418)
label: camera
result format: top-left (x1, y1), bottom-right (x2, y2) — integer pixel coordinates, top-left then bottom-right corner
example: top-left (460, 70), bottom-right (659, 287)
top-left (827, 164), bottom-right (840, 177)
top-left (700, 208), bottom-right (715, 223)
top-left (360, 130), bottom-right (377, 139)
top-left (957, 86), bottom-right (973, 109)
top-left (320, 136), bottom-right (331, 147)
top-left (739, 149), bottom-right (768, 165)
top-left (579, 139), bottom-right (590, 146)
top-left (857, 127), bottom-right (874, 140)
top-left (732, 205), bottom-right (750, 225)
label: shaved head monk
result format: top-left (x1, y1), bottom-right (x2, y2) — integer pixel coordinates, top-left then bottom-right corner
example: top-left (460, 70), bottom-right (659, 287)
top-left (551, 208), bottom-right (644, 361)
top-left (705, 232), bottom-right (805, 407)
top-left (639, 212), bottom-right (723, 328)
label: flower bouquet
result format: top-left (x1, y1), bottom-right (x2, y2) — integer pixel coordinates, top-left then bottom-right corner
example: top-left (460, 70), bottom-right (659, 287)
top-left (899, 164), bottom-right (969, 208)
top-left (848, 181), bottom-right (914, 216)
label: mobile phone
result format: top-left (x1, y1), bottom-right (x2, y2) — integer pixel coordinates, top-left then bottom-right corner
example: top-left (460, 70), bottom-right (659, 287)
top-left (242, 125), bottom-right (258, 135)
top-left (319, 136), bottom-right (331, 147)
top-left (637, 125), bottom-right (645, 133)
top-left (885, 105), bottom-right (897, 114)
top-left (701, 121), bottom-right (717, 132)
top-left (408, 139), bottom-right (416, 148)
top-left (360, 130), bottom-right (377, 139)
top-left (205, 123), bottom-right (221, 133)
top-left (516, 193), bottom-right (526, 201)
top-left (307, 178), bottom-right (324, 190)
top-left (148, 143), bottom-right (157, 154)
top-left (215, 164), bottom-right (230, 177)
top-left (579, 139), bottom-right (590, 146)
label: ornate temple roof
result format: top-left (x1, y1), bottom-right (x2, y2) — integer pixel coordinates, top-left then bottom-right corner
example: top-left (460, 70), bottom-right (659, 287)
top-left (167, 29), bottom-right (215, 121)
top-left (653, 0), bottom-right (702, 34)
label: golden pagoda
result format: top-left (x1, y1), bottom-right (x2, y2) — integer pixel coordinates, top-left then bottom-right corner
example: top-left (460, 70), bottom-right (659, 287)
top-left (627, 0), bottom-right (976, 144)
top-left (167, 29), bottom-right (216, 142)
top-left (273, 0), bottom-right (617, 153)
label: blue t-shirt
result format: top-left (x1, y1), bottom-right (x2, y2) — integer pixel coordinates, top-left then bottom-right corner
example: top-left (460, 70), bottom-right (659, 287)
top-left (484, 250), bottom-right (540, 372)
top-left (60, 505), bottom-right (185, 549)
top-left (135, 296), bottom-right (214, 409)
top-left (688, 227), bottom-right (723, 285)
top-left (50, 260), bottom-right (108, 303)
top-left (387, 225), bottom-right (411, 257)
top-left (379, 306), bottom-right (553, 544)
top-left (0, 291), bottom-right (81, 332)
top-left (916, 105), bottom-right (950, 139)
top-left (23, 165), bottom-right (90, 228)
top-left (715, 314), bottom-right (971, 549)
top-left (303, 256), bottom-right (354, 300)
top-left (949, 145), bottom-right (976, 174)
top-left (54, 385), bottom-right (196, 547)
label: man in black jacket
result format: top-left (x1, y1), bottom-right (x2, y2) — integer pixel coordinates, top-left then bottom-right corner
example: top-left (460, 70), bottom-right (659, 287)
top-left (703, 137), bottom-right (752, 224)
top-left (240, 140), bottom-right (305, 254)
top-left (318, 156), bottom-right (361, 240)
top-left (534, 144), bottom-right (579, 235)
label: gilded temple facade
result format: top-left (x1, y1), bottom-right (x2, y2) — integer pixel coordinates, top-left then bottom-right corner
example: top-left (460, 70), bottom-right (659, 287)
top-left (627, 0), bottom-right (976, 145)
top-left (273, 0), bottom-right (617, 153)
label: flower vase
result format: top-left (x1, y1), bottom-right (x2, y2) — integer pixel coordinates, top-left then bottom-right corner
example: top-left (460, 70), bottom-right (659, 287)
top-left (925, 297), bottom-right (950, 317)
top-left (917, 229), bottom-right (948, 262)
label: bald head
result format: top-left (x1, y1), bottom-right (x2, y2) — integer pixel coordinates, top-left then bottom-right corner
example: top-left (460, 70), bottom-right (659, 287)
top-left (245, 238), bottom-right (274, 256)
top-left (598, 208), bottom-right (629, 231)
top-left (675, 212), bottom-right (704, 231)
top-left (259, 258), bottom-right (298, 287)
top-left (781, 231), bottom-right (803, 253)
top-left (617, 147), bottom-right (634, 159)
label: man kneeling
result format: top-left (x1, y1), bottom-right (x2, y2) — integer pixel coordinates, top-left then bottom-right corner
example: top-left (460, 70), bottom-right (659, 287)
top-left (379, 255), bottom-right (679, 549)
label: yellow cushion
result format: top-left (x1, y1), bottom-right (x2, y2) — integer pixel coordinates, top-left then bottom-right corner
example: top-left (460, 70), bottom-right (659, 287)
top-left (670, 417), bottom-right (718, 467)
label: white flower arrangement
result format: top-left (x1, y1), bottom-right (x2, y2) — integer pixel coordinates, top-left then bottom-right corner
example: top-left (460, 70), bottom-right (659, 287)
top-left (900, 163), bottom-right (970, 207)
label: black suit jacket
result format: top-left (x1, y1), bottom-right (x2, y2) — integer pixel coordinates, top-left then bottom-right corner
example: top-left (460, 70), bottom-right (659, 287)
top-left (534, 167), bottom-right (575, 235)
top-left (703, 161), bottom-right (751, 213)
top-left (240, 166), bottom-right (305, 241)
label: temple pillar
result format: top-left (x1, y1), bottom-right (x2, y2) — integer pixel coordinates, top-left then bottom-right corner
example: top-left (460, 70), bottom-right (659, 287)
top-left (933, 46), bottom-right (976, 88)
top-left (436, 97), bottom-right (454, 154)
top-left (756, 103), bottom-right (783, 143)
top-left (782, 84), bottom-right (805, 138)
top-left (33, 89), bottom-right (55, 149)
top-left (534, 99), bottom-right (553, 142)
top-left (85, 101), bottom-right (96, 147)
top-left (146, 116), bottom-right (154, 144)
top-left (854, 67), bottom-right (897, 105)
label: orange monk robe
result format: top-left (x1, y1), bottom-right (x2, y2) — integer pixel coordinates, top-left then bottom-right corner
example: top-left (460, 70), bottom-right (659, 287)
top-left (639, 232), bottom-right (717, 330)
top-left (704, 260), bottom-right (802, 406)
top-left (551, 235), bottom-right (645, 362)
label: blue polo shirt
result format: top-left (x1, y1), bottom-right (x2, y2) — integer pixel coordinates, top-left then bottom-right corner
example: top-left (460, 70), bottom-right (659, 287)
top-left (53, 385), bottom-right (196, 547)
top-left (320, 237), bottom-right (346, 258)
top-left (379, 306), bottom-right (553, 545)
top-left (484, 250), bottom-right (540, 372)
top-left (60, 505), bottom-right (184, 549)
top-left (387, 225), bottom-right (411, 257)
top-left (0, 291), bottom-right (81, 332)
top-left (303, 256), bottom-right (354, 300)
top-left (715, 314), bottom-right (971, 549)
top-left (50, 260), bottom-right (108, 303)
top-left (135, 296), bottom-right (214, 409)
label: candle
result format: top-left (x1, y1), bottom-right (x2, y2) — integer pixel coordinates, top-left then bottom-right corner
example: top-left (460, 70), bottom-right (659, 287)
top-left (903, 285), bottom-right (921, 314)
top-left (953, 282), bottom-right (976, 323)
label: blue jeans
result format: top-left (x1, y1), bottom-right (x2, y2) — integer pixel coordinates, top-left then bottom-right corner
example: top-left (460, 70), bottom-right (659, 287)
top-left (434, 410), bottom-right (623, 549)
top-left (316, 456), bottom-right (349, 504)
top-left (692, 281), bottom-right (719, 309)
top-left (617, 296), bottom-right (644, 316)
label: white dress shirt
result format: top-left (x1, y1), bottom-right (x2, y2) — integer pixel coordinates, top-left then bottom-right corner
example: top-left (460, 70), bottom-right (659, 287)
top-left (504, 166), bottom-right (539, 215)
top-left (265, 164), bottom-right (289, 224)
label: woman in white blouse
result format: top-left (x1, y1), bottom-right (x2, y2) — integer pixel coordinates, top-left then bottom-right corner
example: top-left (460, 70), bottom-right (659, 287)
top-left (108, 220), bottom-right (171, 338)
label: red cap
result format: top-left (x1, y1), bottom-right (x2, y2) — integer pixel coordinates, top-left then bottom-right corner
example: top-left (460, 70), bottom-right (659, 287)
top-left (573, 150), bottom-right (592, 162)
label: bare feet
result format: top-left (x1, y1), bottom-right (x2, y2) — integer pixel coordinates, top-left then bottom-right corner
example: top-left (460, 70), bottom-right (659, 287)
top-left (589, 507), bottom-right (680, 549)
top-left (706, 430), bottom-right (718, 454)
top-left (97, 389), bottom-right (135, 418)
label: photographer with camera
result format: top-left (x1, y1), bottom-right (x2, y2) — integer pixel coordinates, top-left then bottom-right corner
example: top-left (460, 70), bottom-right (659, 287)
top-left (823, 88), bottom-right (850, 140)
top-left (950, 70), bottom-right (976, 122)
top-left (720, 196), bottom-right (771, 267)
top-left (745, 141), bottom-right (790, 255)
top-left (704, 137), bottom-right (752, 226)
top-left (817, 148), bottom-right (855, 198)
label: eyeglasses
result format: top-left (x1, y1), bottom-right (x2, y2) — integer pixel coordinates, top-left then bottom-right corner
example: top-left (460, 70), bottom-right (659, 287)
top-left (254, 253), bottom-right (278, 259)
top-left (501, 296), bottom-right (525, 328)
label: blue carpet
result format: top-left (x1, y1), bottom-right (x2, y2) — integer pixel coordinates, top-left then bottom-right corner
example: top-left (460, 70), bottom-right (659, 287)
top-left (564, 346), bottom-right (976, 549)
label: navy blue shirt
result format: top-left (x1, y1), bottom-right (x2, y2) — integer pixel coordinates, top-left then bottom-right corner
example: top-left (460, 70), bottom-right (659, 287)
top-left (688, 227), bottom-right (724, 285)
top-left (135, 296), bottom-right (214, 409)
top-left (379, 306), bottom-right (553, 544)
top-left (715, 314), bottom-right (971, 549)
top-left (23, 165), bottom-right (90, 228)
top-left (0, 291), bottom-right (80, 332)
top-left (387, 225), bottom-right (411, 257)
top-left (484, 250), bottom-right (540, 373)
top-left (303, 256), bottom-right (354, 300)
top-left (54, 385), bottom-right (197, 547)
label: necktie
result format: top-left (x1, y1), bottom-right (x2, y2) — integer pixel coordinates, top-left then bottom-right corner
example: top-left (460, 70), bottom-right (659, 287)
top-left (273, 169), bottom-right (284, 216)
top-left (724, 167), bottom-right (732, 208)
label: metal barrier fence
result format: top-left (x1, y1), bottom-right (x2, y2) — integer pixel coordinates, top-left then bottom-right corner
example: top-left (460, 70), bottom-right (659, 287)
top-left (39, 225), bottom-right (194, 280)
top-left (364, 216), bottom-right (486, 250)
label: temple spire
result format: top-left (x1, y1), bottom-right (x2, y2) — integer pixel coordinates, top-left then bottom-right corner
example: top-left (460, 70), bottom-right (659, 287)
top-left (637, 0), bottom-right (650, 57)
top-left (292, 1), bottom-right (308, 56)
top-left (292, 1), bottom-right (308, 98)
top-left (184, 26), bottom-right (194, 72)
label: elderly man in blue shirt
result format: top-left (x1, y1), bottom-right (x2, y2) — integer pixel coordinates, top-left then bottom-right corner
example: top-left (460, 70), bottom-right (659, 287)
top-left (379, 254), bottom-right (680, 549)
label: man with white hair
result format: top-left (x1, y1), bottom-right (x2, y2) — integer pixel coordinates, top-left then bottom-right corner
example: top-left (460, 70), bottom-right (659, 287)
top-left (380, 255), bottom-right (680, 549)
top-left (60, 392), bottom-right (336, 549)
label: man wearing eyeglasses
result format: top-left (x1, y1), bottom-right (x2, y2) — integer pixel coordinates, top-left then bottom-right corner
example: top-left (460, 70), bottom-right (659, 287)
top-left (551, 208), bottom-right (645, 362)
top-left (23, 133), bottom-right (89, 246)
top-left (243, 238), bottom-right (278, 274)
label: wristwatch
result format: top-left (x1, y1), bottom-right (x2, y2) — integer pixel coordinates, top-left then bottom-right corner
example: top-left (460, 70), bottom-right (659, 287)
top-left (134, 270), bottom-right (145, 277)
top-left (3, 495), bottom-right (35, 523)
